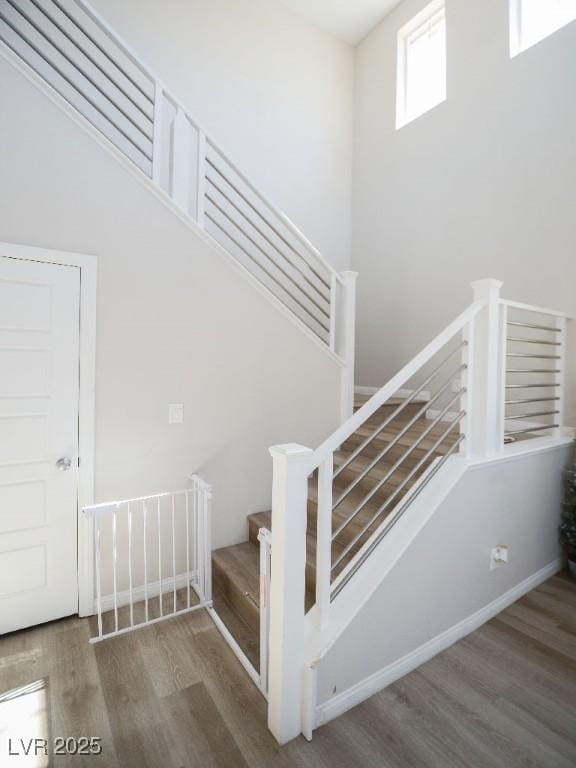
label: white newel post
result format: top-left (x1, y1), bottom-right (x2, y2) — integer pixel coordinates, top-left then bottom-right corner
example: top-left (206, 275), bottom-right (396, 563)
top-left (468, 279), bottom-right (505, 459)
top-left (268, 444), bottom-right (313, 744)
top-left (339, 271), bottom-right (358, 422)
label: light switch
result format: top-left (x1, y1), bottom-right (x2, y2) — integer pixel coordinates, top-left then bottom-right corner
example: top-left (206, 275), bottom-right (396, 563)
top-left (168, 403), bottom-right (184, 424)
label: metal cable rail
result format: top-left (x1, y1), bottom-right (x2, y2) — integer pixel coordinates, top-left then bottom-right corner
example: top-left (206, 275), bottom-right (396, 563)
top-left (505, 409), bottom-right (560, 420)
top-left (504, 307), bottom-right (565, 444)
top-left (506, 353), bottom-right (561, 360)
top-left (508, 321), bottom-right (561, 333)
top-left (205, 207), bottom-right (330, 340)
top-left (333, 368), bottom-right (466, 514)
top-left (205, 178), bottom-right (330, 317)
top-left (330, 435), bottom-right (464, 600)
top-left (331, 398), bottom-right (465, 558)
top-left (205, 156), bottom-right (331, 294)
top-left (506, 424), bottom-right (560, 436)
top-left (7, 0), bottom-right (153, 137)
top-left (0, 0), bottom-right (154, 165)
top-left (331, 412), bottom-right (466, 573)
top-left (507, 337), bottom-right (561, 346)
top-left (506, 382), bottom-right (560, 389)
top-left (333, 344), bottom-right (466, 480)
top-left (1, 0), bottom-right (347, 353)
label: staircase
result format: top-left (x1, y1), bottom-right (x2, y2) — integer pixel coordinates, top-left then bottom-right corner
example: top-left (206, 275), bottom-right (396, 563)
top-left (5, 0), bottom-right (572, 746)
top-left (0, 0), bottom-right (356, 419)
top-left (212, 392), bottom-right (460, 669)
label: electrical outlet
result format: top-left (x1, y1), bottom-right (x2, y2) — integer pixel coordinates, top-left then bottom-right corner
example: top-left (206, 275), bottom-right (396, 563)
top-left (490, 545), bottom-right (509, 571)
top-left (168, 403), bottom-right (184, 424)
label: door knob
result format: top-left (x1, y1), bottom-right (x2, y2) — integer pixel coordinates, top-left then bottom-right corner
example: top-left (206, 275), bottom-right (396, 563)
top-left (56, 457), bottom-right (73, 471)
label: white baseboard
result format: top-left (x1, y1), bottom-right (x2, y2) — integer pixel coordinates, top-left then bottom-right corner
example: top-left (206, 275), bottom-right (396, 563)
top-left (95, 571), bottom-right (198, 613)
top-left (355, 386), bottom-right (431, 402)
top-left (315, 558), bottom-right (563, 728)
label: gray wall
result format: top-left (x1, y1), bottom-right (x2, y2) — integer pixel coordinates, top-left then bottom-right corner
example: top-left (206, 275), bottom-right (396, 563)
top-left (353, 0), bottom-right (576, 421)
top-left (318, 444), bottom-right (571, 704)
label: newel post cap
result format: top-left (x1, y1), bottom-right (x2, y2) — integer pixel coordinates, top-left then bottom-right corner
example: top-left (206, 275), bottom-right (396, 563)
top-left (269, 443), bottom-right (314, 463)
top-left (470, 278), bottom-right (503, 301)
top-left (340, 270), bottom-right (359, 284)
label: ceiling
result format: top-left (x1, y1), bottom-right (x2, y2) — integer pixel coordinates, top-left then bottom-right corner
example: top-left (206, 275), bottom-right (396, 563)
top-left (277, 0), bottom-right (403, 45)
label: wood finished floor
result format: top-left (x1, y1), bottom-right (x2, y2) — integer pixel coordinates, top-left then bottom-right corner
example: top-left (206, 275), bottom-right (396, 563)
top-left (1, 574), bottom-right (575, 767)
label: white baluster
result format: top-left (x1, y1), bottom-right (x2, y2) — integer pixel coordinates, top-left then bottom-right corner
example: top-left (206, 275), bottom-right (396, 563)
top-left (157, 496), bottom-right (163, 617)
top-left (203, 484), bottom-right (212, 603)
top-left (128, 501), bottom-right (134, 627)
top-left (315, 455), bottom-right (333, 630)
top-left (185, 490), bottom-right (191, 609)
top-left (195, 480), bottom-right (204, 598)
top-left (172, 494), bottom-right (177, 614)
top-left (258, 527), bottom-right (272, 694)
top-left (112, 507), bottom-right (118, 633)
top-left (95, 514), bottom-right (103, 639)
top-left (143, 501), bottom-right (149, 623)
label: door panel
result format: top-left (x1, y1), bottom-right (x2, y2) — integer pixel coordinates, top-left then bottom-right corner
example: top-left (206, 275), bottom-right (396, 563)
top-left (0, 256), bottom-right (80, 634)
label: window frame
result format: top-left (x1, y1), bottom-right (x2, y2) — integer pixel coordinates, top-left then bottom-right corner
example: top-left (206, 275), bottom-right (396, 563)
top-left (396, 0), bottom-right (447, 130)
top-left (510, 0), bottom-right (576, 57)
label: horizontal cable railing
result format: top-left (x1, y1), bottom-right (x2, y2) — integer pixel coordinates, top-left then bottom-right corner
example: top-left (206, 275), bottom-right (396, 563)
top-left (83, 476), bottom-right (212, 642)
top-left (0, 0), bottom-right (349, 353)
top-left (0, 0), bottom-right (154, 172)
top-left (302, 300), bottom-right (485, 611)
top-left (266, 282), bottom-right (572, 739)
top-left (501, 300), bottom-right (567, 443)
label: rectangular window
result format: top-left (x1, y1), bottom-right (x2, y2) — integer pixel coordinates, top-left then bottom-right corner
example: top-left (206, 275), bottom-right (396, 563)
top-left (511, 0), bottom-right (576, 56)
top-left (396, 0), bottom-right (446, 129)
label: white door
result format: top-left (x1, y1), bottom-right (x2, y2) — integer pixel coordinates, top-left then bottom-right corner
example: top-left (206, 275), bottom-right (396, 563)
top-left (0, 256), bottom-right (80, 634)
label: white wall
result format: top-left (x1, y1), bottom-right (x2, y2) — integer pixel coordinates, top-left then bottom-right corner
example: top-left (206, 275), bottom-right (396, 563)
top-left (317, 444), bottom-right (570, 706)
top-left (353, 0), bottom-right (576, 422)
top-left (0, 55), bottom-right (342, 552)
top-left (89, 0), bottom-right (354, 272)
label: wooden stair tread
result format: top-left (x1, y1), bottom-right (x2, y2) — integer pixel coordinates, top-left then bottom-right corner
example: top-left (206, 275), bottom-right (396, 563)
top-left (213, 402), bottom-right (457, 659)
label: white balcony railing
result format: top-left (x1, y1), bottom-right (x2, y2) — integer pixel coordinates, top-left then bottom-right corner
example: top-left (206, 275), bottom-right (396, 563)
top-left (0, 0), bottom-right (357, 417)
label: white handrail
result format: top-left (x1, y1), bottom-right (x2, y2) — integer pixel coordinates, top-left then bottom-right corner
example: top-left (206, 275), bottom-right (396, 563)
top-left (311, 299), bottom-right (487, 464)
top-left (500, 299), bottom-right (572, 319)
top-left (83, 488), bottom-right (189, 512)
